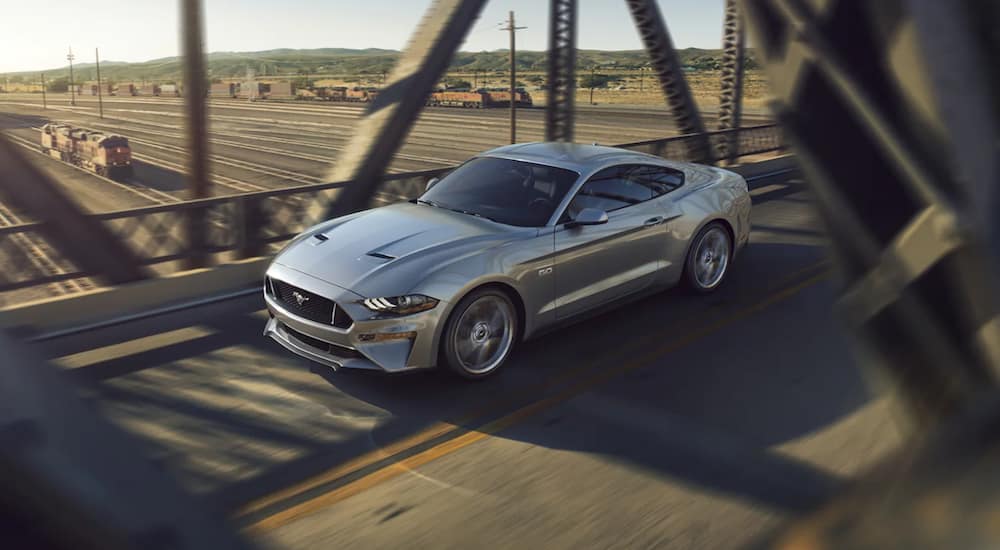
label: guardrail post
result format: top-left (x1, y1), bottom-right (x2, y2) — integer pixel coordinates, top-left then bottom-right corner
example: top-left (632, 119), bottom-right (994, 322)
top-left (181, 0), bottom-right (211, 268)
top-left (234, 196), bottom-right (265, 259)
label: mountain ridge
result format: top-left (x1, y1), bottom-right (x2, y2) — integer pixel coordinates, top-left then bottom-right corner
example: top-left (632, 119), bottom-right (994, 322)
top-left (2, 46), bottom-right (759, 83)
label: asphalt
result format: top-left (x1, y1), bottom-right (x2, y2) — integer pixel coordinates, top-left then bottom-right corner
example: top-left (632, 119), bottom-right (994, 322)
top-left (35, 168), bottom-right (905, 549)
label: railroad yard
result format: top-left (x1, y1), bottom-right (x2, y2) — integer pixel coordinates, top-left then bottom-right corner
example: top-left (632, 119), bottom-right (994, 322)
top-left (0, 93), bottom-right (771, 207)
top-left (0, 93), bottom-right (770, 305)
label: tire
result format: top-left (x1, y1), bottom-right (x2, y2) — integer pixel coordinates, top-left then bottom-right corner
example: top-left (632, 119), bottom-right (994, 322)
top-left (683, 222), bottom-right (732, 294)
top-left (440, 287), bottom-right (518, 380)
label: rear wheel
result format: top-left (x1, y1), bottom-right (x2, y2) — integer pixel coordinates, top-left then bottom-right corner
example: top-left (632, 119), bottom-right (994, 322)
top-left (683, 222), bottom-right (732, 293)
top-left (441, 288), bottom-right (518, 380)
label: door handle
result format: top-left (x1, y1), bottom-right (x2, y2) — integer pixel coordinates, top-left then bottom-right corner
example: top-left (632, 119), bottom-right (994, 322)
top-left (643, 216), bottom-right (664, 227)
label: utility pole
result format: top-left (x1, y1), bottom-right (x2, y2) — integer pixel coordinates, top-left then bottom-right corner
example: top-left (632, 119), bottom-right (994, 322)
top-left (589, 66), bottom-right (596, 105)
top-left (41, 73), bottom-right (47, 109)
top-left (473, 69), bottom-right (478, 89)
top-left (67, 47), bottom-right (76, 106)
top-left (95, 48), bottom-right (104, 119)
top-left (501, 11), bottom-right (526, 144)
top-left (639, 67), bottom-right (644, 92)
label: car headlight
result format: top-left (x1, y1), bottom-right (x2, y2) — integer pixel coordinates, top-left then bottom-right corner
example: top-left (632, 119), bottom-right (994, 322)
top-left (361, 294), bottom-right (439, 316)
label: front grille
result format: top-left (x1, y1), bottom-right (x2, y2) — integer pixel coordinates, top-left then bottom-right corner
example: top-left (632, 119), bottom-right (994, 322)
top-left (283, 324), bottom-right (330, 351)
top-left (268, 277), bottom-right (352, 328)
top-left (282, 324), bottom-right (363, 359)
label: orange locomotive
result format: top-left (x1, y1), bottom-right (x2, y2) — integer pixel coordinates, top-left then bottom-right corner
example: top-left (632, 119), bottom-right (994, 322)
top-left (425, 88), bottom-right (533, 108)
top-left (40, 123), bottom-right (133, 179)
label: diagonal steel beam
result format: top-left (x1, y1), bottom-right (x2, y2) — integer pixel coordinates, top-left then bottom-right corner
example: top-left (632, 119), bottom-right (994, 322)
top-left (739, 0), bottom-right (1000, 424)
top-left (322, 0), bottom-right (488, 220)
top-left (718, 0), bottom-right (746, 163)
top-left (625, 0), bottom-right (713, 164)
top-left (546, 0), bottom-right (578, 142)
top-left (0, 136), bottom-right (148, 285)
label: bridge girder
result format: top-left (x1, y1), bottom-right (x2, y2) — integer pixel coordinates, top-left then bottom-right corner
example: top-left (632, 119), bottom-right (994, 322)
top-left (545, 0), bottom-right (578, 142)
top-left (738, 0), bottom-right (1000, 423)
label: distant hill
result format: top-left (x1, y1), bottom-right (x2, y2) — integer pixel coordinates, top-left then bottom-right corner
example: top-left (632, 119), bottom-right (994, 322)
top-left (1, 47), bottom-right (759, 84)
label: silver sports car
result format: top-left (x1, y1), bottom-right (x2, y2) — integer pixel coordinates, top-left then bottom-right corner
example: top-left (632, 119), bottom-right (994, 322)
top-left (263, 142), bottom-right (751, 379)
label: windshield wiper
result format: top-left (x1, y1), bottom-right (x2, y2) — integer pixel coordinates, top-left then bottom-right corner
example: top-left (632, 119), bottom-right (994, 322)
top-left (417, 199), bottom-right (498, 222)
top-left (415, 198), bottom-right (444, 208)
top-left (446, 206), bottom-right (499, 223)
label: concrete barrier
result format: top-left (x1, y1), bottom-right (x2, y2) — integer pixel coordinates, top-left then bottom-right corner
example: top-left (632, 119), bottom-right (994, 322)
top-left (0, 257), bottom-right (269, 336)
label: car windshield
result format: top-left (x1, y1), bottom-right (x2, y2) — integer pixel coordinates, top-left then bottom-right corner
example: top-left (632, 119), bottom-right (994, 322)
top-left (418, 157), bottom-right (579, 227)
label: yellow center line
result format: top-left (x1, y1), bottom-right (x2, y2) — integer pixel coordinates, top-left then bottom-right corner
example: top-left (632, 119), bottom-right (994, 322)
top-left (55, 326), bottom-right (217, 369)
top-left (244, 268), bottom-right (831, 534)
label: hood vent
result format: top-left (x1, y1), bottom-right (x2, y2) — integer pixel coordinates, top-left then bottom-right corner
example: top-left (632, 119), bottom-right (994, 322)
top-left (366, 251), bottom-right (396, 260)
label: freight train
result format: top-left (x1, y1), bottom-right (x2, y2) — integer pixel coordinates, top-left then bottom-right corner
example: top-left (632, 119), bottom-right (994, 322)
top-left (425, 88), bottom-right (533, 108)
top-left (40, 123), bottom-right (133, 179)
top-left (304, 86), bottom-right (532, 108)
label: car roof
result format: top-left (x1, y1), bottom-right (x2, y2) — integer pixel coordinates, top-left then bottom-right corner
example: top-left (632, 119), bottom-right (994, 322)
top-left (479, 142), bottom-right (679, 174)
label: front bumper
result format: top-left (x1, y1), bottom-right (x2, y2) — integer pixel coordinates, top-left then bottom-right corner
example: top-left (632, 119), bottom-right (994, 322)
top-left (262, 264), bottom-right (445, 373)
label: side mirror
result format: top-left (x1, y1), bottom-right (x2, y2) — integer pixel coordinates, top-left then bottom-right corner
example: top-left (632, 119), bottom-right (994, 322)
top-left (425, 177), bottom-right (440, 192)
top-left (567, 208), bottom-right (609, 228)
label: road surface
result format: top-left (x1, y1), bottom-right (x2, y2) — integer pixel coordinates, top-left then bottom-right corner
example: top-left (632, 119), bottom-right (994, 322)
top-left (39, 168), bottom-right (904, 549)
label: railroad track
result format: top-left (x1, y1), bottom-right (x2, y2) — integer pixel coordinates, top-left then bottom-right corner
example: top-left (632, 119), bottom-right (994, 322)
top-left (2, 130), bottom-right (179, 205)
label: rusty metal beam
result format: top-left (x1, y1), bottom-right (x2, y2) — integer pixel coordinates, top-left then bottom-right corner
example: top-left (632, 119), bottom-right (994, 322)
top-left (0, 136), bottom-right (148, 285)
top-left (322, 0), bottom-right (488, 220)
top-left (546, 0), bottom-right (577, 142)
top-left (181, 0), bottom-right (211, 268)
top-left (625, 0), bottom-right (713, 163)
top-left (718, 0), bottom-right (746, 163)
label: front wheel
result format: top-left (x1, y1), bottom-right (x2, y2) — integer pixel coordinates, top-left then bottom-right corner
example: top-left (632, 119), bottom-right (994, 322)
top-left (683, 222), bottom-right (732, 294)
top-left (441, 288), bottom-right (518, 380)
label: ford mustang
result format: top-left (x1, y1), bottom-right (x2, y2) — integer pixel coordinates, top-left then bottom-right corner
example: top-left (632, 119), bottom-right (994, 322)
top-left (263, 142), bottom-right (751, 379)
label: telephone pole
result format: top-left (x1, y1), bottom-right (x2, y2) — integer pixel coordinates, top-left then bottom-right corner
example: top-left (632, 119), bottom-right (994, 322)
top-left (95, 48), bottom-right (104, 118)
top-left (41, 73), bottom-right (47, 109)
top-left (501, 11), bottom-right (526, 144)
top-left (67, 47), bottom-right (76, 106)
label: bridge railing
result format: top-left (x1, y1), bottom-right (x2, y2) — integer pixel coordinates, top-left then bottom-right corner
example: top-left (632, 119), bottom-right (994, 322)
top-left (0, 123), bottom-right (785, 298)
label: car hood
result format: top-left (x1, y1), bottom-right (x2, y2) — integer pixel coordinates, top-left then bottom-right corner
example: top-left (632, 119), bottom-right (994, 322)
top-left (273, 202), bottom-right (528, 297)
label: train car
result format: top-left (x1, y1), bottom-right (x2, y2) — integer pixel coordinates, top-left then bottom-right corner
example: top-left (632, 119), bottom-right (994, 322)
top-left (268, 82), bottom-right (294, 99)
top-left (114, 84), bottom-right (137, 96)
top-left (137, 84), bottom-right (161, 97)
top-left (316, 86), bottom-right (348, 101)
top-left (40, 123), bottom-right (133, 179)
top-left (481, 88), bottom-right (533, 107)
top-left (210, 82), bottom-right (237, 98)
top-left (345, 87), bottom-right (380, 102)
top-left (160, 84), bottom-right (181, 97)
top-left (426, 90), bottom-right (487, 108)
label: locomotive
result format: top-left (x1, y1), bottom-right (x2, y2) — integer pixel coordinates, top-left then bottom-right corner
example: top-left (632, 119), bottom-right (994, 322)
top-left (40, 123), bottom-right (133, 179)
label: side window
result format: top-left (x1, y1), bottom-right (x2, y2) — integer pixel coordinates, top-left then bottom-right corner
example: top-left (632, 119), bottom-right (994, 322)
top-left (563, 165), bottom-right (651, 221)
top-left (631, 165), bottom-right (685, 196)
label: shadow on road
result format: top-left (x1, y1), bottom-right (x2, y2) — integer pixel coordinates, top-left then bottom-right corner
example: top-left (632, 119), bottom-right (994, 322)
top-left (49, 232), bottom-right (868, 521)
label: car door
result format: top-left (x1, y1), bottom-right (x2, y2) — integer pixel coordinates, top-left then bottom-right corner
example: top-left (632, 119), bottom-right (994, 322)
top-left (552, 164), bottom-right (672, 319)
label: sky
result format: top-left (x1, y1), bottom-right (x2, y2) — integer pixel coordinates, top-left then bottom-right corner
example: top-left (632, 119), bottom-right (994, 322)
top-left (0, 1), bottom-right (725, 73)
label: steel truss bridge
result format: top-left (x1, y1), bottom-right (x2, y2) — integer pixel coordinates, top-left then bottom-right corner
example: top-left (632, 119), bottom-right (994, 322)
top-left (0, 1), bottom-right (997, 548)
